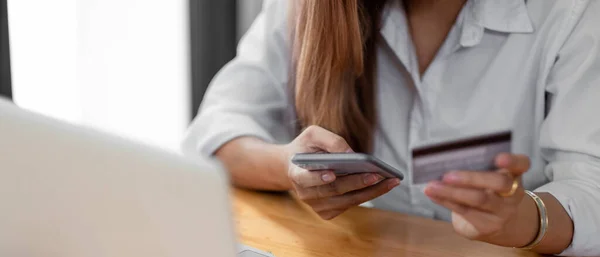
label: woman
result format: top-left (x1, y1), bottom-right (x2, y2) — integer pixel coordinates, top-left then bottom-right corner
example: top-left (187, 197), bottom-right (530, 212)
top-left (184, 0), bottom-right (600, 255)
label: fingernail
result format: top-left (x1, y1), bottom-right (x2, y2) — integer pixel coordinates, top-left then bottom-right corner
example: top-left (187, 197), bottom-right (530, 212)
top-left (363, 174), bottom-right (378, 185)
top-left (496, 153), bottom-right (512, 167)
top-left (444, 172), bottom-right (462, 183)
top-left (424, 182), bottom-right (442, 196)
top-left (346, 149), bottom-right (354, 153)
top-left (428, 181), bottom-right (442, 189)
top-left (387, 179), bottom-right (401, 190)
top-left (322, 173), bottom-right (335, 183)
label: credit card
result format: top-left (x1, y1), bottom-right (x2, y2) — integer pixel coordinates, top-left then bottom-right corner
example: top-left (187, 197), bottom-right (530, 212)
top-left (411, 131), bottom-right (511, 185)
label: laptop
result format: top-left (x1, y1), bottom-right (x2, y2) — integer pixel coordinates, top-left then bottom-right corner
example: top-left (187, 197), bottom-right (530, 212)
top-left (0, 98), bottom-right (274, 257)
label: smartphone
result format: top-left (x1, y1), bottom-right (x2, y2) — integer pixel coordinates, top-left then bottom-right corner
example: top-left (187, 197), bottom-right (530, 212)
top-left (291, 153), bottom-right (404, 180)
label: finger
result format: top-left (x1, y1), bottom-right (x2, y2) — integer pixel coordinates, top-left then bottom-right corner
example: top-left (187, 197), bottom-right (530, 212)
top-left (297, 173), bottom-right (384, 200)
top-left (300, 125), bottom-right (353, 153)
top-left (424, 181), bottom-right (502, 212)
top-left (429, 197), bottom-right (506, 239)
top-left (317, 209), bottom-right (346, 220)
top-left (309, 178), bottom-right (400, 212)
top-left (442, 171), bottom-right (515, 192)
top-left (495, 153), bottom-right (530, 175)
top-left (428, 196), bottom-right (469, 215)
top-left (290, 167), bottom-right (336, 188)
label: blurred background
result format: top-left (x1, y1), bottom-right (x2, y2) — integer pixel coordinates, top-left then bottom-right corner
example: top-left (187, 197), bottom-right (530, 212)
top-left (1, 0), bottom-right (264, 151)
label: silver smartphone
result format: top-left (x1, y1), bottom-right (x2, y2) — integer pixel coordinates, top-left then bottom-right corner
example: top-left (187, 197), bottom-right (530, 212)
top-left (291, 153), bottom-right (404, 180)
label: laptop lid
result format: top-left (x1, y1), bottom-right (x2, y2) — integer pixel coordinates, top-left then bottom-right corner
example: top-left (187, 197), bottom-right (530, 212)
top-left (0, 98), bottom-right (237, 257)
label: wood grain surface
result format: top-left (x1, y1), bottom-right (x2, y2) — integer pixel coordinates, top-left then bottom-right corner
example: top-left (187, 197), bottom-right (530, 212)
top-left (232, 188), bottom-right (542, 257)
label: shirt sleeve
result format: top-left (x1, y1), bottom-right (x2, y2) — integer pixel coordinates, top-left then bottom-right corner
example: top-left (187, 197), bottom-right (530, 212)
top-left (535, 1), bottom-right (600, 256)
top-left (182, 0), bottom-right (295, 157)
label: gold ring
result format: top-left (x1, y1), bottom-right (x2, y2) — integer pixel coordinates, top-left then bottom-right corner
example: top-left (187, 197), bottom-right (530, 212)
top-left (499, 178), bottom-right (519, 197)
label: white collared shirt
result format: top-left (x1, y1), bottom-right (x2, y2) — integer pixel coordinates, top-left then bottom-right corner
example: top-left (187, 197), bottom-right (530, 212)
top-left (183, 0), bottom-right (600, 255)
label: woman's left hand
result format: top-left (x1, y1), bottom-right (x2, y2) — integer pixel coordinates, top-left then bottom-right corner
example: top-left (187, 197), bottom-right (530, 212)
top-left (423, 153), bottom-right (531, 242)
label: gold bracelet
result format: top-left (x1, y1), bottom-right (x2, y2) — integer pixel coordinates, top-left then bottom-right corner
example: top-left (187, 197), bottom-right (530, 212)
top-left (519, 190), bottom-right (549, 250)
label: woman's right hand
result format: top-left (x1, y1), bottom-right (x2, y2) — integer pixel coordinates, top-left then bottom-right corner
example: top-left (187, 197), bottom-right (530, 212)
top-left (283, 126), bottom-right (401, 220)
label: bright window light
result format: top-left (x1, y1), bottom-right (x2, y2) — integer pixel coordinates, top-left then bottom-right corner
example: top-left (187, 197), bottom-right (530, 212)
top-left (8, 0), bottom-right (190, 151)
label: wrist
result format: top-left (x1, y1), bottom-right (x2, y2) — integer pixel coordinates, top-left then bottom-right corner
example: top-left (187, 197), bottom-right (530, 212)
top-left (487, 193), bottom-right (540, 247)
top-left (275, 144), bottom-right (294, 189)
top-left (518, 191), bottom-right (549, 249)
top-left (483, 192), bottom-right (573, 254)
top-left (510, 192), bottom-right (541, 248)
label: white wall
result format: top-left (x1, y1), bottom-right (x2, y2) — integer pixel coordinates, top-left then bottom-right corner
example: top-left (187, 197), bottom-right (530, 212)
top-left (8, 0), bottom-right (190, 151)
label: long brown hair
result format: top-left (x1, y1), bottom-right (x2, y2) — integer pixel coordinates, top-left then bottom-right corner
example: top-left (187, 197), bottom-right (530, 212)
top-left (291, 0), bottom-right (388, 153)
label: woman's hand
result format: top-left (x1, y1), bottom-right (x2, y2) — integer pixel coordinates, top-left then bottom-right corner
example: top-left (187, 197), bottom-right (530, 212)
top-left (423, 153), bottom-right (531, 243)
top-left (284, 126), bottom-right (401, 220)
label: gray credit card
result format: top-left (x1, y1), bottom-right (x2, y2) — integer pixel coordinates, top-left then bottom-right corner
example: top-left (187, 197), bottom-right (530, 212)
top-left (411, 131), bottom-right (511, 185)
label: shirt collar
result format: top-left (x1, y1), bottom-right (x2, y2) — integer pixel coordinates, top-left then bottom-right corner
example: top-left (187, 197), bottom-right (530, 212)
top-left (460, 0), bottom-right (535, 47)
top-left (381, 0), bottom-right (535, 48)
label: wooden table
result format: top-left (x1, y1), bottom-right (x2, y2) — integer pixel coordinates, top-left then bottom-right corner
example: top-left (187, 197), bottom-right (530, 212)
top-left (232, 188), bottom-right (542, 257)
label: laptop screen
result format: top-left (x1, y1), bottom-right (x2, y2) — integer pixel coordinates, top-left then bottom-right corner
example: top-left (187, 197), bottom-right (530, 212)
top-left (0, 0), bottom-right (12, 100)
